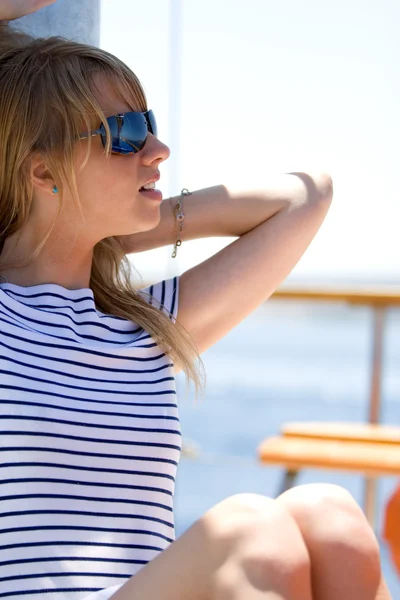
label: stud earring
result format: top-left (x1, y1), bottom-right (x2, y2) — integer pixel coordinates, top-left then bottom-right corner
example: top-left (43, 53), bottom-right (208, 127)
top-left (52, 185), bottom-right (58, 194)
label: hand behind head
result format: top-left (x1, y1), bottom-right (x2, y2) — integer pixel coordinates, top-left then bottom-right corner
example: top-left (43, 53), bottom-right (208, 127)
top-left (0, 0), bottom-right (57, 22)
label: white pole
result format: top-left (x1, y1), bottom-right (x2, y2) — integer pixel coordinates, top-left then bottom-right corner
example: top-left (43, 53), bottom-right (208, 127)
top-left (168, 0), bottom-right (183, 199)
top-left (10, 0), bottom-right (100, 46)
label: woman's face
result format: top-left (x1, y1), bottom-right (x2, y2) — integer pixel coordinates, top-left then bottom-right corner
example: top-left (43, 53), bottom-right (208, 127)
top-left (0, 75), bottom-right (170, 284)
top-left (71, 76), bottom-right (170, 243)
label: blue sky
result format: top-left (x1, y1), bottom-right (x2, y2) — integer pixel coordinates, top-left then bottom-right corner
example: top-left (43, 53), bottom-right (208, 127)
top-left (100, 0), bottom-right (400, 283)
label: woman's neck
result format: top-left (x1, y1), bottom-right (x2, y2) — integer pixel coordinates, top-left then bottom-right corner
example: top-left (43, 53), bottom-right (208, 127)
top-left (0, 235), bottom-right (94, 290)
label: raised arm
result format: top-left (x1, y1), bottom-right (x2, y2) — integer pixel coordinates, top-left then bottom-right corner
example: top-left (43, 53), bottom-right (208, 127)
top-left (0, 0), bottom-right (56, 21)
top-left (122, 172), bottom-right (333, 357)
top-left (0, 0), bottom-right (56, 45)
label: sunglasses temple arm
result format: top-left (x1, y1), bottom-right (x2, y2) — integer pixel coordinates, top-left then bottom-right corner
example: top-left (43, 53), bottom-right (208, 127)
top-left (79, 128), bottom-right (103, 140)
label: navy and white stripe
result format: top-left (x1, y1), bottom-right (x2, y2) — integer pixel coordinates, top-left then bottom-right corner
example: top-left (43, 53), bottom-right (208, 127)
top-left (0, 278), bottom-right (180, 600)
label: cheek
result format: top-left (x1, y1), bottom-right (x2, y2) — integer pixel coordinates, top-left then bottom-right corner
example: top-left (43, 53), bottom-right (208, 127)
top-left (76, 153), bottom-right (139, 208)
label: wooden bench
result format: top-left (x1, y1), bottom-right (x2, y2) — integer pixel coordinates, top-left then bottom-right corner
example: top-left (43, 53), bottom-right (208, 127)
top-left (258, 422), bottom-right (400, 527)
top-left (258, 286), bottom-right (400, 529)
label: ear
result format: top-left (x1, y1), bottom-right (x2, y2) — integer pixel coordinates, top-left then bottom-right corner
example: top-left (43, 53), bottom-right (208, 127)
top-left (30, 154), bottom-right (56, 195)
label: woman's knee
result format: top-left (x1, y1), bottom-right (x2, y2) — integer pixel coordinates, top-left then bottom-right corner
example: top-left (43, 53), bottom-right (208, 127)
top-left (202, 493), bottom-right (302, 549)
top-left (276, 484), bottom-right (381, 586)
top-left (200, 493), bottom-right (311, 597)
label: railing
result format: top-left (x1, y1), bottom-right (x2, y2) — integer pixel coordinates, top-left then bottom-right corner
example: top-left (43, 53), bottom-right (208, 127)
top-left (271, 284), bottom-right (400, 517)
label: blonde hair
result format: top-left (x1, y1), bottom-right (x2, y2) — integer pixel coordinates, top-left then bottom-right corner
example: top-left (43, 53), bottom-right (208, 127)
top-left (0, 26), bottom-right (204, 394)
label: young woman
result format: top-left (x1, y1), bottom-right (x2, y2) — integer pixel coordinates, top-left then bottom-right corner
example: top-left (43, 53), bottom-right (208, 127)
top-left (0, 1), bottom-right (391, 599)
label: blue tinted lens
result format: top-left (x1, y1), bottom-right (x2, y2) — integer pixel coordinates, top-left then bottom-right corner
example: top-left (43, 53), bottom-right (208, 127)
top-left (102, 111), bottom-right (157, 155)
top-left (146, 110), bottom-right (158, 137)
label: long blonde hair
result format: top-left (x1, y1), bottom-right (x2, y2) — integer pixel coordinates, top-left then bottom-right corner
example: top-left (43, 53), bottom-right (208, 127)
top-left (0, 26), bottom-right (204, 394)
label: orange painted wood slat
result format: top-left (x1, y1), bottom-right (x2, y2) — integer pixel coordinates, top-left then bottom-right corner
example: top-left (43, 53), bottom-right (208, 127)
top-left (282, 422), bottom-right (400, 444)
top-left (272, 286), bottom-right (400, 307)
top-left (258, 436), bottom-right (400, 476)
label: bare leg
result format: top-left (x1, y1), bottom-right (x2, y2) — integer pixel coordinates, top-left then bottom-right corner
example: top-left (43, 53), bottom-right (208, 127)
top-left (108, 494), bottom-right (312, 600)
top-left (277, 484), bottom-right (389, 600)
top-left (374, 577), bottom-right (392, 600)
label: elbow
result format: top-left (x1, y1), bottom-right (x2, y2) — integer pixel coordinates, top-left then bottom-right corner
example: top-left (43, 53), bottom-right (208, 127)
top-left (289, 171), bottom-right (334, 206)
top-left (314, 172), bottom-right (333, 204)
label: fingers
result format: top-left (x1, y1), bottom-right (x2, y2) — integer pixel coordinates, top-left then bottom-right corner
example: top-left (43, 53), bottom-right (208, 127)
top-left (0, 0), bottom-right (57, 21)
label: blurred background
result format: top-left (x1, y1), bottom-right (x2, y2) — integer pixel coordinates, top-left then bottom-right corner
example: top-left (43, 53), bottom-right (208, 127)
top-left (99, 0), bottom-right (400, 594)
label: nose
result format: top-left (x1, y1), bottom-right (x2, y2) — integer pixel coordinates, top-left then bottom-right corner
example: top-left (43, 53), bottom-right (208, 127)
top-left (141, 133), bottom-right (170, 165)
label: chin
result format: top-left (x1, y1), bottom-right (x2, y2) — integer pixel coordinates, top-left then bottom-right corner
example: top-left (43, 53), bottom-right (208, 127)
top-left (120, 212), bottom-right (161, 236)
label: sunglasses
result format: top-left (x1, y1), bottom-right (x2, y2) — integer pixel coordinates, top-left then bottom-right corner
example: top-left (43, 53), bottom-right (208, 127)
top-left (79, 110), bottom-right (157, 155)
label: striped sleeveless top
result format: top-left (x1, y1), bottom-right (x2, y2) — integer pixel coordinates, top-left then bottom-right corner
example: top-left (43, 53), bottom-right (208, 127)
top-left (0, 277), bottom-right (180, 600)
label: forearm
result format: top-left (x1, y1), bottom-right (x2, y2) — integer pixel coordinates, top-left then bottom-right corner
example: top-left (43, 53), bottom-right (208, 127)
top-left (121, 172), bottom-right (332, 254)
top-left (0, 0), bottom-right (41, 46)
top-left (0, 0), bottom-right (56, 21)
